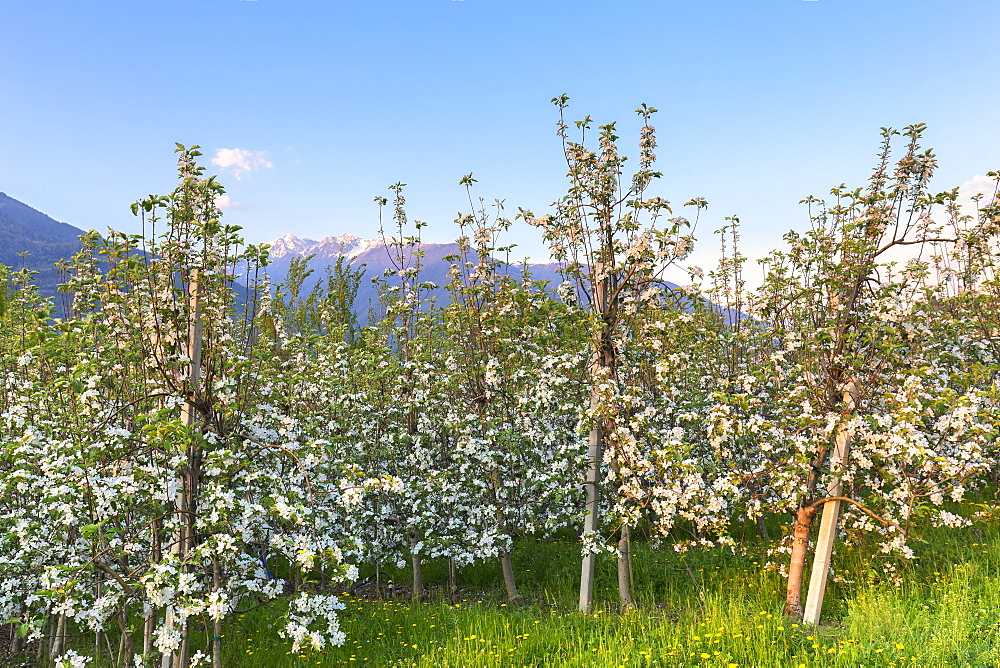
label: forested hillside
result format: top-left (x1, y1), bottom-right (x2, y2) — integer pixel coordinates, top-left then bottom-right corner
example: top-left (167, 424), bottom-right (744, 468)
top-left (0, 192), bottom-right (83, 300)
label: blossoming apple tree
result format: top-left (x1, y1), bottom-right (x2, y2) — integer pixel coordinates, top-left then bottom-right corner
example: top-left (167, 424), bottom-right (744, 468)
top-left (711, 127), bottom-right (998, 622)
top-left (0, 146), bottom-right (387, 668)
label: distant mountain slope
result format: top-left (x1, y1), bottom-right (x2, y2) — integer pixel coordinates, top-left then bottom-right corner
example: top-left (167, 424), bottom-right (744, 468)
top-left (0, 192), bottom-right (85, 297)
top-left (263, 234), bottom-right (569, 320)
top-left (0, 193), bottom-right (709, 325)
top-left (260, 234), bottom-right (749, 325)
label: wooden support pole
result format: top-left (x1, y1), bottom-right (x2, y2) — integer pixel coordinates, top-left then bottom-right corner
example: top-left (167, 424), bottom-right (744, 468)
top-left (163, 270), bottom-right (202, 668)
top-left (802, 381), bottom-right (857, 626)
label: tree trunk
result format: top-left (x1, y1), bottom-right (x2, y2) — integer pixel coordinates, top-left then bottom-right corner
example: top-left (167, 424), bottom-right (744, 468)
top-left (756, 516), bottom-right (770, 540)
top-left (500, 551), bottom-right (520, 602)
top-left (162, 470), bottom-right (186, 668)
top-left (143, 610), bottom-right (155, 665)
top-left (178, 622), bottom-right (190, 668)
top-left (51, 613), bottom-right (67, 662)
top-left (803, 381), bottom-right (857, 625)
top-left (784, 505), bottom-right (817, 619)
top-left (447, 557), bottom-right (458, 600)
top-left (145, 521), bottom-right (159, 664)
top-left (580, 270), bottom-right (613, 614)
top-left (116, 626), bottom-right (126, 667)
top-left (118, 611), bottom-right (135, 666)
top-left (37, 614), bottom-right (49, 664)
top-left (410, 532), bottom-right (424, 602)
top-left (212, 561), bottom-right (223, 668)
top-left (94, 577), bottom-right (103, 662)
top-left (578, 420), bottom-right (603, 614)
top-left (617, 525), bottom-right (635, 609)
top-left (803, 497), bottom-right (842, 625)
top-left (11, 624), bottom-right (22, 656)
top-left (164, 271), bottom-right (202, 668)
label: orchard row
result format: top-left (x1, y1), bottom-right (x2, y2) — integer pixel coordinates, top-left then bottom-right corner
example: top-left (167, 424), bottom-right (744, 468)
top-left (1, 102), bottom-right (998, 667)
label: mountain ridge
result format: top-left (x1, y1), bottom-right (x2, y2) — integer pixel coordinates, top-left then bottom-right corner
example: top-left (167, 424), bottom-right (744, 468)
top-left (1, 195), bottom-right (698, 324)
top-left (262, 233), bottom-right (570, 323)
top-left (0, 192), bottom-right (84, 299)
top-left (0, 193), bottom-right (569, 319)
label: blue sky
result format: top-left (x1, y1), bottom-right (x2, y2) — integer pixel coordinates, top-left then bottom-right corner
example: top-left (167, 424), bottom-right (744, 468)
top-left (2, 0), bottom-right (997, 283)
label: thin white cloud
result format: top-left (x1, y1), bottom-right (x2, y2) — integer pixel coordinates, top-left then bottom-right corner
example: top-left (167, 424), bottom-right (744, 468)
top-left (211, 148), bottom-right (274, 180)
top-left (214, 195), bottom-right (251, 211)
top-left (958, 173), bottom-right (998, 201)
top-left (215, 195), bottom-right (235, 209)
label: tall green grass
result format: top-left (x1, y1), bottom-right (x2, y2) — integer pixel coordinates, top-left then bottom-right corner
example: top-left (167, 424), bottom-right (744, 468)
top-left (33, 518), bottom-right (1000, 667)
top-left (209, 521), bottom-right (1000, 667)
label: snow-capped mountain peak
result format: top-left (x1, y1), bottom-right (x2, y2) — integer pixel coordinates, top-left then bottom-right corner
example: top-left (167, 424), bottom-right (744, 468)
top-left (266, 233), bottom-right (383, 260)
top-left (266, 233), bottom-right (318, 259)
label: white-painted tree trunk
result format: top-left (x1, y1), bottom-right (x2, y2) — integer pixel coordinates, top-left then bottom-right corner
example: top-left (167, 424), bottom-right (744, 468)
top-left (579, 275), bottom-right (608, 614)
top-left (578, 420), bottom-right (603, 614)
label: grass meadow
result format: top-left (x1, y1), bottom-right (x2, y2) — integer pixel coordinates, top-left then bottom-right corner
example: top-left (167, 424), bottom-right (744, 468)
top-left (195, 515), bottom-right (1000, 667)
top-left (6, 512), bottom-right (999, 667)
